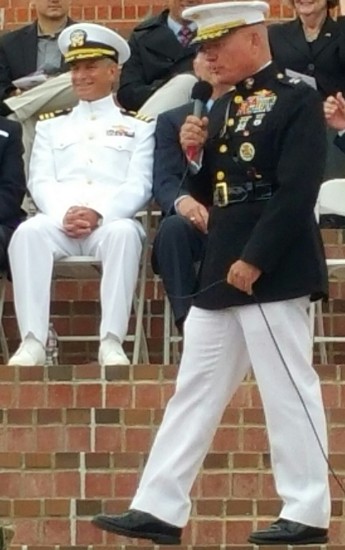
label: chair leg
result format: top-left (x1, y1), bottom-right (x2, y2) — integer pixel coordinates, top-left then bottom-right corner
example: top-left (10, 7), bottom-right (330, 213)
top-left (133, 214), bottom-right (149, 365)
top-left (133, 285), bottom-right (149, 364)
top-left (163, 295), bottom-right (171, 365)
top-left (315, 299), bottom-right (328, 364)
top-left (0, 275), bottom-right (9, 364)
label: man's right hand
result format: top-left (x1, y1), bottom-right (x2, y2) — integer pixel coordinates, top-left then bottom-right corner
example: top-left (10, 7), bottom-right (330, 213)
top-left (180, 114), bottom-right (209, 161)
top-left (176, 196), bottom-right (209, 233)
top-left (324, 92), bottom-right (345, 131)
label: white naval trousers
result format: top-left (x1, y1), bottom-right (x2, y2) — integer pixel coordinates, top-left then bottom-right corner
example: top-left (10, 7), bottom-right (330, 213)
top-left (8, 213), bottom-right (144, 346)
top-left (131, 298), bottom-right (330, 529)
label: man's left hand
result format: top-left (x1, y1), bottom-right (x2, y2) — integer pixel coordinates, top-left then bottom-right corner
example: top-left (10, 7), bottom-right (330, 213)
top-left (227, 260), bottom-right (262, 295)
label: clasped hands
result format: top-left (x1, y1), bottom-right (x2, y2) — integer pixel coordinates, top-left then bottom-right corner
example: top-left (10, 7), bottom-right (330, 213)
top-left (63, 206), bottom-right (101, 238)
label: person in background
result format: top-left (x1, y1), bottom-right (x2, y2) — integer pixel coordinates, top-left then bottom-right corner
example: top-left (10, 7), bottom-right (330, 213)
top-left (0, 0), bottom-right (76, 170)
top-left (268, 0), bottom-right (345, 182)
top-left (324, 90), bottom-right (345, 152)
top-left (117, 0), bottom-right (200, 117)
top-left (0, 116), bottom-right (26, 271)
top-left (91, 1), bottom-right (330, 546)
top-left (152, 51), bottom-right (230, 333)
top-left (7, 23), bottom-right (155, 367)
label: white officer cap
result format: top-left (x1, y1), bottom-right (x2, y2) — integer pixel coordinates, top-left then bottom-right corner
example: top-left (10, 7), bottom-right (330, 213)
top-left (58, 22), bottom-right (130, 65)
top-left (182, 1), bottom-right (269, 43)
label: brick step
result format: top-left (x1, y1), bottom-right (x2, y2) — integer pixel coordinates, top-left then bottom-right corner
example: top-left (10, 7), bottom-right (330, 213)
top-left (0, 364), bottom-right (344, 548)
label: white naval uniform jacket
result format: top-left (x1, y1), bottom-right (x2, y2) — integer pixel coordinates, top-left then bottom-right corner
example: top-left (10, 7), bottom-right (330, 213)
top-left (28, 94), bottom-right (155, 225)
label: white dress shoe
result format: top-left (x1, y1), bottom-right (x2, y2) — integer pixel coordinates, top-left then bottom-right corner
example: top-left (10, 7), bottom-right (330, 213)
top-left (98, 338), bottom-right (130, 366)
top-left (8, 338), bottom-right (46, 366)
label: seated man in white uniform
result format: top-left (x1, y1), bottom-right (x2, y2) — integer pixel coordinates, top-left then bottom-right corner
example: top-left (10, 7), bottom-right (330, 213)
top-left (8, 22), bottom-right (155, 367)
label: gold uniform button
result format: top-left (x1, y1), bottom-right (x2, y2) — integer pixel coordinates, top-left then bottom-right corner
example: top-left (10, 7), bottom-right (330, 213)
top-left (88, 134), bottom-right (95, 140)
top-left (87, 180), bottom-right (93, 185)
top-left (227, 118), bottom-right (234, 126)
top-left (234, 95), bottom-right (243, 104)
top-left (90, 115), bottom-right (97, 121)
top-left (277, 73), bottom-right (284, 79)
top-left (217, 171), bottom-right (225, 180)
top-left (219, 144), bottom-right (228, 153)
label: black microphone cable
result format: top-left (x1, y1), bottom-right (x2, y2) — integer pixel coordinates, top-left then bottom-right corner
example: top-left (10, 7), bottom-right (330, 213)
top-left (167, 280), bottom-right (345, 496)
top-left (254, 295), bottom-right (345, 496)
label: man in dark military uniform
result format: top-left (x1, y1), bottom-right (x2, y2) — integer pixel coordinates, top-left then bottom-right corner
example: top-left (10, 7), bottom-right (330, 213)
top-left (92, 2), bottom-right (331, 546)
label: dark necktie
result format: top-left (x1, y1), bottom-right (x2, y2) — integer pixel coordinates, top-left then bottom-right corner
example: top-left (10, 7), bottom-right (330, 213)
top-left (178, 25), bottom-right (195, 47)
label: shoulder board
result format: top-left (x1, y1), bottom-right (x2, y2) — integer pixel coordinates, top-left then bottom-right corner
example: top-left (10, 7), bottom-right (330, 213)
top-left (120, 109), bottom-right (154, 123)
top-left (275, 72), bottom-right (302, 88)
top-left (38, 108), bottom-right (72, 121)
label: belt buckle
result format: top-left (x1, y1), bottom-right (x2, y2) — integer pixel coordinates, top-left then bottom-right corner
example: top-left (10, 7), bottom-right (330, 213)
top-left (214, 182), bottom-right (229, 207)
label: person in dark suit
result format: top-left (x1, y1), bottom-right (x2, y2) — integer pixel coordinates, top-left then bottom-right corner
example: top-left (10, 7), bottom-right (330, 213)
top-left (268, 0), bottom-right (345, 181)
top-left (0, 116), bottom-right (26, 269)
top-left (117, 0), bottom-right (200, 116)
top-left (0, 0), bottom-right (73, 101)
top-left (0, 0), bottom-right (76, 171)
top-left (152, 52), bottom-right (229, 332)
top-left (323, 92), bottom-right (345, 224)
top-left (92, 1), bottom-right (331, 546)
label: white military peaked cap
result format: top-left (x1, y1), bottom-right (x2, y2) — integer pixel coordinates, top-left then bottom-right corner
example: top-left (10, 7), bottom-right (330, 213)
top-left (182, 1), bottom-right (269, 43)
top-left (58, 22), bottom-right (130, 64)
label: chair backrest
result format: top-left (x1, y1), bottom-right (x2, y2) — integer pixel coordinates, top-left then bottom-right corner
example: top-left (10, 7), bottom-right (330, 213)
top-left (318, 179), bottom-right (345, 217)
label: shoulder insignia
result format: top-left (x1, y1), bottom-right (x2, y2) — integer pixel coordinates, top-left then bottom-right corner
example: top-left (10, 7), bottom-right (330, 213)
top-left (38, 108), bottom-right (72, 121)
top-left (276, 72), bottom-right (303, 88)
top-left (120, 109), bottom-right (154, 123)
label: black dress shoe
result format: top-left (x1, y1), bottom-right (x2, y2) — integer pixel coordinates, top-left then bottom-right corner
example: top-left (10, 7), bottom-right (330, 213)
top-left (92, 509), bottom-right (182, 545)
top-left (248, 518), bottom-right (328, 545)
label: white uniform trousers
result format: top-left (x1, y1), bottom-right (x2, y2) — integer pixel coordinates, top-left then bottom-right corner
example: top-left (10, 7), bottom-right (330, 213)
top-left (8, 213), bottom-right (144, 345)
top-left (131, 298), bottom-right (330, 528)
top-left (6, 73), bottom-right (77, 176)
top-left (138, 74), bottom-right (198, 118)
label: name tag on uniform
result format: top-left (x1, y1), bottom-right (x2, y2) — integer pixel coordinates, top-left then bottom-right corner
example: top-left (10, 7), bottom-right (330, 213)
top-left (106, 126), bottom-right (135, 138)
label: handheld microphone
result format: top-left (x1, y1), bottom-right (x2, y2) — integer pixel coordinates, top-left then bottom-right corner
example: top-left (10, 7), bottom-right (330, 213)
top-left (186, 80), bottom-right (213, 162)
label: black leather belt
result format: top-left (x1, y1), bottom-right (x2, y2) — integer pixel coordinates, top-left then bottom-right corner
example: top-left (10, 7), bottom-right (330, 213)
top-left (213, 181), bottom-right (274, 207)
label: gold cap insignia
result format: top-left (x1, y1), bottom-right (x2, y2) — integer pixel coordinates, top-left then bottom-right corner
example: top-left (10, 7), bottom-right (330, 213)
top-left (70, 29), bottom-right (87, 48)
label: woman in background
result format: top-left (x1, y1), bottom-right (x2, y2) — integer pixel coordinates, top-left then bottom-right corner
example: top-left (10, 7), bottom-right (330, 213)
top-left (269, 0), bottom-right (345, 188)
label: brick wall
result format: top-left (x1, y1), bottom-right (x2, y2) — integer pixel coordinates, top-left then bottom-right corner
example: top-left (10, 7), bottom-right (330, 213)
top-left (0, 0), bottom-right (297, 35)
top-left (0, 363), bottom-right (344, 549)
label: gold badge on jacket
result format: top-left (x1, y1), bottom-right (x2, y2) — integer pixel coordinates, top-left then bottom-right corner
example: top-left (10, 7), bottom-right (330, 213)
top-left (239, 142), bottom-right (255, 162)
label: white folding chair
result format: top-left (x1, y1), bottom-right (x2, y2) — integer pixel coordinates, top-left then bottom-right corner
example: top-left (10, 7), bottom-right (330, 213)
top-left (0, 271), bottom-right (9, 363)
top-left (163, 295), bottom-right (182, 365)
top-left (312, 179), bottom-right (345, 363)
top-left (52, 210), bottom-right (150, 364)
